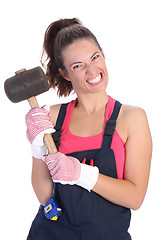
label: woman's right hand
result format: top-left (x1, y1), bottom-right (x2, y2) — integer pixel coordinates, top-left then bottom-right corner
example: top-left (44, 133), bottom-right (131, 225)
top-left (25, 106), bottom-right (54, 145)
top-left (25, 106), bottom-right (55, 159)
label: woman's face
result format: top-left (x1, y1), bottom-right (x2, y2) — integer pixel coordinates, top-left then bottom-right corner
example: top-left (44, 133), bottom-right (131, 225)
top-left (59, 38), bottom-right (108, 95)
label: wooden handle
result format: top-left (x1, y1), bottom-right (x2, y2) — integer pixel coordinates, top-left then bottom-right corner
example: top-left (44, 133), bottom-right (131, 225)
top-left (28, 96), bottom-right (57, 154)
top-left (28, 96), bottom-right (39, 108)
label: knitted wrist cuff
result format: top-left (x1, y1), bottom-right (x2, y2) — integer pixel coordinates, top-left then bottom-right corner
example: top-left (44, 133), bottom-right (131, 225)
top-left (76, 163), bottom-right (99, 191)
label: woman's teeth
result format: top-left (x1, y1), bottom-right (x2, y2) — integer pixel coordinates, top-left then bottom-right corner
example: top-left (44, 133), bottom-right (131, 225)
top-left (87, 74), bottom-right (101, 84)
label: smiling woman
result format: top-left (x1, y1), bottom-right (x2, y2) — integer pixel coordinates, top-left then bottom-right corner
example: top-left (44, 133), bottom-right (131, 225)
top-left (25, 18), bottom-right (152, 240)
top-left (59, 39), bottom-right (108, 95)
top-left (41, 18), bottom-right (102, 97)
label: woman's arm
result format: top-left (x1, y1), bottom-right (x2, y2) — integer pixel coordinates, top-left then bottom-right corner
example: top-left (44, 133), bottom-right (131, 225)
top-left (31, 104), bottom-right (62, 206)
top-left (92, 107), bottom-right (152, 210)
top-left (32, 157), bottom-right (53, 206)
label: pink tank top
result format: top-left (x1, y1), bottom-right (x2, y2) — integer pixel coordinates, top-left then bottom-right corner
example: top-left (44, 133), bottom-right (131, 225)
top-left (59, 96), bottom-right (125, 179)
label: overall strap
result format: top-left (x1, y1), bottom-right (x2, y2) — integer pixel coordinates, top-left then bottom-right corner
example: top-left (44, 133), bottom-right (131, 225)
top-left (52, 103), bottom-right (69, 150)
top-left (102, 100), bottom-right (122, 148)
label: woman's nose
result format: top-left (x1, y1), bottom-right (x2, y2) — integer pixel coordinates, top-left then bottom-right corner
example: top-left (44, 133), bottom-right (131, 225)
top-left (85, 63), bottom-right (97, 76)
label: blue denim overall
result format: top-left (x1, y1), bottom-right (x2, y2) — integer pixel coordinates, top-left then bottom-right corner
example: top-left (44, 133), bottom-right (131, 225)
top-left (27, 100), bottom-right (131, 240)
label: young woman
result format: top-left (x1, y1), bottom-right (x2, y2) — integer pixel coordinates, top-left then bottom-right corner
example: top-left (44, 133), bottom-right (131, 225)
top-left (25, 18), bottom-right (152, 240)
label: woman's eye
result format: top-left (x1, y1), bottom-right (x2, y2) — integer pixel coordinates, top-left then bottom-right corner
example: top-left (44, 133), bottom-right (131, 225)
top-left (92, 54), bottom-right (99, 60)
top-left (73, 64), bottom-right (81, 70)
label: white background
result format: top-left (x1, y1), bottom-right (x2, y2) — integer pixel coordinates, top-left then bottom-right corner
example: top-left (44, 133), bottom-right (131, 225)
top-left (0, 0), bottom-right (159, 239)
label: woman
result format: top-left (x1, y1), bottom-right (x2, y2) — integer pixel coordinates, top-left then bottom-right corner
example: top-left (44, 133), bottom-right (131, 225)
top-left (25, 18), bottom-right (152, 240)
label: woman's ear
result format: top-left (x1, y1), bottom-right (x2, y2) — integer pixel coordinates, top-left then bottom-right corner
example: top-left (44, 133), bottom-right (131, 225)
top-left (59, 68), bottom-right (70, 81)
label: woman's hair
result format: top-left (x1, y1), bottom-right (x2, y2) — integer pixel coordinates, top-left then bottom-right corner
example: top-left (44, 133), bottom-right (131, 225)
top-left (41, 18), bottom-right (101, 97)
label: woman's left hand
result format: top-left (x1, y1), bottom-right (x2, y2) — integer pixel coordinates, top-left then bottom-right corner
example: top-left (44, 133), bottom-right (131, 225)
top-left (45, 152), bottom-right (99, 191)
top-left (45, 152), bottom-right (81, 184)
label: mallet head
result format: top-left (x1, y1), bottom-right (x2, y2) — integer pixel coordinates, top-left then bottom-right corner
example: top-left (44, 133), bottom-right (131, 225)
top-left (4, 67), bottom-right (49, 103)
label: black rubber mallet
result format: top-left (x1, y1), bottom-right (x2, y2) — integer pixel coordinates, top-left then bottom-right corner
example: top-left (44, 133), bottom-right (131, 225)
top-left (4, 67), bottom-right (57, 154)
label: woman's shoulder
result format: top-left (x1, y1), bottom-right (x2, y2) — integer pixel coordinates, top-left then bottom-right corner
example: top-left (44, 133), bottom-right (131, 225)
top-left (116, 103), bottom-right (148, 143)
top-left (112, 96), bottom-right (146, 120)
top-left (50, 104), bottom-right (62, 125)
top-left (50, 99), bottom-right (76, 125)
top-left (120, 104), bottom-right (147, 125)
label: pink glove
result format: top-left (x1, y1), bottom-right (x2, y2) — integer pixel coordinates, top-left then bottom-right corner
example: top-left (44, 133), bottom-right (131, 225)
top-left (25, 106), bottom-right (54, 146)
top-left (45, 152), bottom-right (99, 191)
top-left (45, 152), bottom-right (81, 184)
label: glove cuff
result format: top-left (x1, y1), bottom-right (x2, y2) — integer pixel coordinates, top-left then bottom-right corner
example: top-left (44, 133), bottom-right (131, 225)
top-left (31, 144), bottom-right (48, 161)
top-left (32, 128), bottom-right (55, 146)
top-left (76, 164), bottom-right (99, 192)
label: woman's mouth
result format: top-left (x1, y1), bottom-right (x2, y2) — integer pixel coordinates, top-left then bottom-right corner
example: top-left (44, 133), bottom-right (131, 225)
top-left (86, 73), bottom-right (102, 85)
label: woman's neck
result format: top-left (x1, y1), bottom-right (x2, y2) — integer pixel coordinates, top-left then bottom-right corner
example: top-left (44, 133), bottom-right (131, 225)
top-left (76, 91), bottom-right (109, 115)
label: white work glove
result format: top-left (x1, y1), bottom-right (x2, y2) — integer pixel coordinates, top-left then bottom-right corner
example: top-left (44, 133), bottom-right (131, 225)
top-left (25, 105), bottom-right (55, 159)
top-left (45, 152), bottom-right (99, 192)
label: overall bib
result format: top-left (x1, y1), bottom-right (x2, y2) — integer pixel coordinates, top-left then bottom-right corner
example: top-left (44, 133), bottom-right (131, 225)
top-left (27, 100), bottom-right (131, 240)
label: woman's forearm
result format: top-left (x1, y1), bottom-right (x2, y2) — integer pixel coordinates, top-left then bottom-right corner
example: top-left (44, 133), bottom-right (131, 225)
top-left (32, 157), bottom-right (53, 206)
top-left (92, 174), bottom-right (146, 210)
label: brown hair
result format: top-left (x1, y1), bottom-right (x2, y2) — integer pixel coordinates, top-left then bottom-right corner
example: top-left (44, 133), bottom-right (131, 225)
top-left (41, 18), bottom-right (101, 97)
